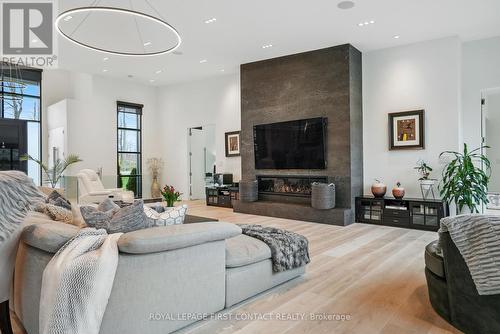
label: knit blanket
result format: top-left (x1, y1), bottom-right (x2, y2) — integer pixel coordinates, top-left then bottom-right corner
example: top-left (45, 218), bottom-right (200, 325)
top-left (439, 214), bottom-right (500, 295)
top-left (0, 171), bottom-right (45, 243)
top-left (39, 228), bottom-right (123, 334)
top-left (238, 224), bottom-right (310, 272)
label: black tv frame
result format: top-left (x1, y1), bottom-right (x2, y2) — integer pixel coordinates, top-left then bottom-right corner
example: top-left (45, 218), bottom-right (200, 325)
top-left (253, 117), bottom-right (328, 170)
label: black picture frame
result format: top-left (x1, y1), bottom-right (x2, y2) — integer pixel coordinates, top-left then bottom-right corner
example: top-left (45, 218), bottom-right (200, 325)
top-left (388, 110), bottom-right (425, 150)
top-left (225, 131), bottom-right (241, 157)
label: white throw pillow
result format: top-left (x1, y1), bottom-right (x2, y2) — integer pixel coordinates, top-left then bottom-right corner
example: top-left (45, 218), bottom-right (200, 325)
top-left (144, 204), bottom-right (188, 226)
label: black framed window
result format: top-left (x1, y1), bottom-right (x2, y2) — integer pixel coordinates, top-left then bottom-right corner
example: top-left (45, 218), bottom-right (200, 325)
top-left (117, 101), bottom-right (143, 198)
top-left (1, 65), bottom-right (42, 185)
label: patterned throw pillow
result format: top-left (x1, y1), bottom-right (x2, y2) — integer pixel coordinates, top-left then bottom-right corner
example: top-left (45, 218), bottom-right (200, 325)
top-left (71, 205), bottom-right (88, 228)
top-left (79, 206), bottom-right (115, 229)
top-left (35, 203), bottom-right (73, 225)
top-left (97, 198), bottom-right (120, 213)
top-left (81, 200), bottom-right (151, 233)
top-left (144, 204), bottom-right (188, 226)
top-left (47, 191), bottom-right (72, 210)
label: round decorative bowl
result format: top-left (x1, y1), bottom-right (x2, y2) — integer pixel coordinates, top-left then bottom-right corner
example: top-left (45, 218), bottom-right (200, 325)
top-left (392, 187), bottom-right (405, 199)
top-left (371, 183), bottom-right (387, 198)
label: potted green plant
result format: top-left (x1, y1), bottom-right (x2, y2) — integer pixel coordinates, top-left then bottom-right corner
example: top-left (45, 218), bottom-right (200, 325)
top-left (414, 160), bottom-right (435, 183)
top-left (20, 153), bottom-right (82, 189)
top-left (160, 185), bottom-right (182, 207)
top-left (439, 143), bottom-right (490, 214)
top-left (414, 160), bottom-right (437, 199)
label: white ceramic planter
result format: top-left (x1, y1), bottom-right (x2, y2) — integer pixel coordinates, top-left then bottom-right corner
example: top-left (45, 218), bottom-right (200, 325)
top-left (420, 179), bottom-right (436, 187)
top-left (419, 179), bottom-right (437, 200)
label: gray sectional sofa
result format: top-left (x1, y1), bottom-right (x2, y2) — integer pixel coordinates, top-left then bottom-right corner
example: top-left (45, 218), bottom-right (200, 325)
top-left (12, 212), bottom-right (306, 334)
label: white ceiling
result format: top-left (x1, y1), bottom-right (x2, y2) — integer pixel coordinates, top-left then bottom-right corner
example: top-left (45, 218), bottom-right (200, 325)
top-left (56, 0), bottom-right (500, 86)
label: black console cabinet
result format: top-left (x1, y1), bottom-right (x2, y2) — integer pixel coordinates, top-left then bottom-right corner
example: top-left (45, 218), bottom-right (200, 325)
top-left (206, 185), bottom-right (239, 208)
top-left (355, 196), bottom-right (449, 231)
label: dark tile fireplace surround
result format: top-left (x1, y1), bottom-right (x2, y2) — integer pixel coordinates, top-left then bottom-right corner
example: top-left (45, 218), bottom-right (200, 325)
top-left (233, 44), bottom-right (363, 226)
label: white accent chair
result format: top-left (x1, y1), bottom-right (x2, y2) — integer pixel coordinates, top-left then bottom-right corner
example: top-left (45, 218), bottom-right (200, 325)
top-left (77, 169), bottom-right (134, 204)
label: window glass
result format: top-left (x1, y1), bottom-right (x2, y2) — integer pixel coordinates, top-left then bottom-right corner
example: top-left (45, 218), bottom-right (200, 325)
top-left (21, 80), bottom-right (40, 96)
top-left (118, 112), bottom-right (139, 129)
top-left (117, 129), bottom-right (140, 152)
top-left (117, 102), bottom-right (142, 198)
top-left (3, 95), bottom-right (41, 121)
top-left (118, 153), bottom-right (140, 175)
top-left (27, 121), bottom-right (40, 185)
top-left (1, 70), bottom-right (41, 185)
top-left (1, 78), bottom-right (40, 96)
top-left (118, 175), bottom-right (141, 196)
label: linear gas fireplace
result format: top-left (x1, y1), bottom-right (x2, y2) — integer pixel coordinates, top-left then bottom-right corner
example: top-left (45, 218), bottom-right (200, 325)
top-left (257, 175), bottom-right (328, 197)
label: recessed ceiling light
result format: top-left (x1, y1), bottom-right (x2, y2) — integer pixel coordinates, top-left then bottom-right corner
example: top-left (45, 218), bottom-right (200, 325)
top-left (155, 69), bottom-right (162, 74)
top-left (220, 69), bottom-right (225, 72)
top-left (63, 15), bottom-right (73, 22)
top-left (199, 59), bottom-right (207, 63)
top-left (337, 1), bottom-right (355, 10)
top-left (358, 20), bottom-right (375, 27)
top-left (262, 44), bottom-right (273, 49)
top-left (204, 18), bottom-right (217, 24)
top-left (143, 41), bottom-right (152, 46)
top-left (103, 57), bottom-right (109, 61)
top-left (102, 69), bottom-right (108, 72)
top-left (149, 79), bottom-right (155, 83)
top-left (393, 35), bottom-right (400, 39)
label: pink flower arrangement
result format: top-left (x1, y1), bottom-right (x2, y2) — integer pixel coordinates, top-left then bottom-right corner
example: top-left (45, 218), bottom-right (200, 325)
top-left (161, 185), bottom-right (182, 207)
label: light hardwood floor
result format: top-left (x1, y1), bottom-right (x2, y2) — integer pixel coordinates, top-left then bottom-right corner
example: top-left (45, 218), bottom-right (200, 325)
top-left (12, 200), bottom-right (461, 334)
top-left (181, 200), bottom-right (461, 334)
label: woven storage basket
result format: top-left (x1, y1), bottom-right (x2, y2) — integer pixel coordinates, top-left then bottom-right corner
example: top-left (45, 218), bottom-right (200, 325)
top-left (239, 180), bottom-right (258, 202)
top-left (311, 182), bottom-right (335, 209)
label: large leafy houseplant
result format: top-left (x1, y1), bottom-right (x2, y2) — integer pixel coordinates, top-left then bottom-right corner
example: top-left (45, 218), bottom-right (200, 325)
top-left (20, 154), bottom-right (82, 188)
top-left (439, 144), bottom-right (490, 214)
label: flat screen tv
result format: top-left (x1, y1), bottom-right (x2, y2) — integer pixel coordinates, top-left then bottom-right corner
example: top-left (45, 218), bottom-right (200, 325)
top-left (254, 117), bottom-right (327, 169)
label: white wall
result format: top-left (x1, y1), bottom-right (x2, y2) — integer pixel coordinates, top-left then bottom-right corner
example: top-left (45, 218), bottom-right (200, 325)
top-left (484, 91), bottom-right (500, 192)
top-left (462, 37), bottom-right (500, 148)
top-left (157, 74), bottom-right (241, 197)
top-left (363, 37), bottom-right (462, 197)
top-left (42, 70), bottom-right (159, 197)
top-left (41, 69), bottom-right (73, 174)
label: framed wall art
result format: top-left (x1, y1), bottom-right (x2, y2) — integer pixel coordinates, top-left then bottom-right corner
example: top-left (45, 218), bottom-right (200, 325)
top-left (225, 131), bottom-right (241, 157)
top-left (388, 110), bottom-right (425, 150)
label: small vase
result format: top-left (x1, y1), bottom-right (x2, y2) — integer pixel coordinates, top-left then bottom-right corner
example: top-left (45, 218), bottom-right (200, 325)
top-left (165, 199), bottom-right (175, 207)
top-left (151, 176), bottom-right (161, 198)
top-left (392, 186), bottom-right (405, 199)
top-left (371, 182), bottom-right (387, 198)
